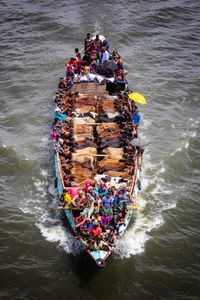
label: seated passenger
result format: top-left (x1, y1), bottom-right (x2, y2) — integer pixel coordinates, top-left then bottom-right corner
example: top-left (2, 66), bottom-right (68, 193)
top-left (97, 239), bottom-right (110, 251)
top-left (114, 58), bottom-right (125, 80)
top-left (83, 180), bottom-right (92, 192)
top-left (50, 128), bottom-right (57, 141)
top-left (102, 39), bottom-right (109, 52)
top-left (102, 207), bottom-right (113, 217)
top-left (132, 109), bottom-right (141, 127)
top-left (101, 212), bottom-right (111, 231)
top-left (75, 48), bottom-right (82, 66)
top-left (90, 48), bottom-right (98, 61)
top-left (52, 118), bottom-right (63, 130)
top-left (63, 191), bottom-right (76, 208)
top-left (111, 49), bottom-right (121, 60)
top-left (93, 201), bottom-right (100, 212)
top-left (90, 60), bottom-right (99, 74)
top-left (130, 100), bottom-right (138, 114)
top-left (91, 210), bottom-right (101, 223)
top-left (113, 191), bottom-right (125, 212)
top-left (102, 192), bottom-right (114, 209)
top-left (54, 137), bottom-right (64, 154)
top-left (119, 200), bottom-right (128, 217)
top-left (58, 78), bottom-right (67, 90)
top-left (96, 181), bottom-right (108, 196)
top-left (107, 229), bottom-right (118, 246)
top-left (66, 57), bottom-right (77, 76)
top-left (89, 221), bottom-right (102, 240)
top-left (66, 182), bottom-right (78, 199)
top-left (115, 211), bottom-right (125, 235)
top-left (74, 212), bottom-right (86, 228)
top-left (73, 190), bottom-right (86, 208)
top-left (87, 186), bottom-right (98, 201)
top-left (80, 219), bottom-right (93, 236)
top-left (54, 107), bottom-right (67, 122)
top-left (109, 186), bottom-right (117, 197)
top-left (83, 193), bottom-right (94, 219)
top-left (76, 66), bottom-right (97, 82)
top-left (66, 77), bottom-right (74, 89)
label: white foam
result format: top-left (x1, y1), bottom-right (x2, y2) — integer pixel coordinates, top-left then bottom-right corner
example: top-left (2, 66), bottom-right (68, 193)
top-left (37, 223), bottom-right (70, 252)
top-left (0, 143), bottom-right (7, 148)
top-left (171, 123), bottom-right (175, 129)
top-left (185, 140), bottom-right (189, 149)
top-left (157, 161), bottom-right (166, 174)
top-left (40, 168), bottom-right (48, 177)
top-left (19, 206), bottom-right (33, 214)
top-left (19, 118), bottom-right (178, 260)
top-left (170, 146), bottom-right (182, 156)
top-left (142, 118), bottom-right (152, 129)
top-left (115, 214), bottom-right (164, 258)
top-left (34, 179), bottom-right (46, 192)
top-left (190, 131), bottom-right (196, 138)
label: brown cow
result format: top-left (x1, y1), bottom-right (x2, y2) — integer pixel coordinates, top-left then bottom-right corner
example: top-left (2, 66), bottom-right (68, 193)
top-left (102, 147), bottom-right (124, 160)
top-left (75, 95), bottom-right (96, 107)
top-left (73, 117), bottom-right (95, 124)
top-left (104, 169), bottom-right (130, 177)
top-left (75, 106), bottom-right (95, 113)
top-left (72, 147), bottom-right (97, 169)
top-left (98, 158), bottom-right (125, 168)
top-left (70, 163), bottom-right (93, 184)
top-left (96, 123), bottom-right (119, 135)
top-left (73, 134), bottom-right (94, 142)
top-left (97, 99), bottom-right (115, 113)
top-left (73, 124), bottom-right (93, 135)
top-left (99, 129), bottom-right (122, 139)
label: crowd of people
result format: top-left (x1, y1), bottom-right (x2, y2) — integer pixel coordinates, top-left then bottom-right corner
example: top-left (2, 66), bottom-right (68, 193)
top-left (51, 33), bottom-right (144, 252)
top-left (65, 33), bottom-right (127, 83)
top-left (59, 179), bottom-right (132, 251)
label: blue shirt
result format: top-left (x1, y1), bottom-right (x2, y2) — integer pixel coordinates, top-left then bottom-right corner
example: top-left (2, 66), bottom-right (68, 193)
top-left (54, 111), bottom-right (67, 121)
top-left (132, 113), bottom-right (141, 126)
top-left (114, 195), bottom-right (126, 209)
top-left (102, 196), bottom-right (113, 208)
top-left (96, 186), bottom-right (108, 196)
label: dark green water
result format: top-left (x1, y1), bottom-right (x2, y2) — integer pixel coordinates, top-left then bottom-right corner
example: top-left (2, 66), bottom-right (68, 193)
top-left (0, 1), bottom-right (200, 299)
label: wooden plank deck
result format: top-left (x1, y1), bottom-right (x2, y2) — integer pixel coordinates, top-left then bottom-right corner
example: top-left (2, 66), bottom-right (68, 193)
top-left (73, 82), bottom-right (107, 95)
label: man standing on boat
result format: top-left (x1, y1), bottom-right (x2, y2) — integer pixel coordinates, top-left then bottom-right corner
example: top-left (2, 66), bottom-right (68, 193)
top-left (101, 46), bottom-right (109, 63)
top-left (84, 33), bottom-right (92, 51)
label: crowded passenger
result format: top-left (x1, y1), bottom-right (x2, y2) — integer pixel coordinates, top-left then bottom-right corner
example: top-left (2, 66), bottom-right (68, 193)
top-left (101, 46), bottom-right (109, 63)
top-left (66, 57), bottom-right (77, 76)
top-left (51, 33), bottom-right (144, 252)
top-left (132, 109), bottom-right (141, 127)
top-left (84, 33), bottom-right (92, 51)
top-left (92, 34), bottom-right (103, 52)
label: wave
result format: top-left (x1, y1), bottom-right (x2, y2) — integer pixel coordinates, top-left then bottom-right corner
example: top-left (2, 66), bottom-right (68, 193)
top-left (114, 137), bottom-right (176, 258)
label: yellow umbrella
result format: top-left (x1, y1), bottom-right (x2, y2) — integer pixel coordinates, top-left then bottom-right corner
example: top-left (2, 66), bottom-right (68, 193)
top-left (128, 92), bottom-right (147, 105)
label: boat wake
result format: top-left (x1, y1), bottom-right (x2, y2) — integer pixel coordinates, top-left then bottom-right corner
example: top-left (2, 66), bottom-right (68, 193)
top-left (19, 130), bottom-right (178, 259)
top-left (19, 166), bottom-right (83, 255)
top-left (115, 145), bottom-right (176, 258)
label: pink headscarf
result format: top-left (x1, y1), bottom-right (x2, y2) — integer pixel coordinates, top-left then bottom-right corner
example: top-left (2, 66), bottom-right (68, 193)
top-left (50, 129), bottom-right (57, 141)
top-left (83, 180), bottom-right (92, 192)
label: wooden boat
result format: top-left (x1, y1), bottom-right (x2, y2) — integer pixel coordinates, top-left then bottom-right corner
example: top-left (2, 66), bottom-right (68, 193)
top-left (53, 38), bottom-right (143, 267)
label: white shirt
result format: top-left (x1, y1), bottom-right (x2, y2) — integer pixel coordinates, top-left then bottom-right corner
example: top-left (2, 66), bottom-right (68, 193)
top-left (102, 50), bottom-right (109, 63)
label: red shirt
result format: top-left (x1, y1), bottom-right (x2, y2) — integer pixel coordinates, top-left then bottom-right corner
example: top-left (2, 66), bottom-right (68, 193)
top-left (90, 226), bottom-right (102, 237)
top-left (66, 59), bottom-right (77, 72)
top-left (93, 39), bottom-right (103, 50)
